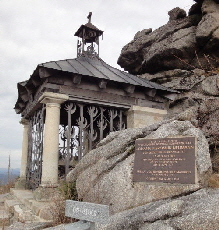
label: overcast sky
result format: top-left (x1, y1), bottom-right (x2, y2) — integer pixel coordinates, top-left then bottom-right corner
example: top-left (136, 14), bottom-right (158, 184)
top-left (0, 0), bottom-right (194, 169)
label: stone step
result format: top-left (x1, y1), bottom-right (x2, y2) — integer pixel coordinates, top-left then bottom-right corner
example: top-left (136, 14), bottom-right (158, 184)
top-left (0, 194), bottom-right (14, 228)
top-left (4, 200), bottom-right (22, 214)
top-left (0, 209), bottom-right (10, 227)
top-left (0, 189), bottom-right (56, 230)
top-left (8, 202), bottom-right (53, 226)
top-left (10, 189), bottom-right (34, 210)
top-left (9, 189), bottom-right (55, 223)
top-left (0, 194), bottom-right (13, 207)
top-left (13, 204), bottom-right (39, 223)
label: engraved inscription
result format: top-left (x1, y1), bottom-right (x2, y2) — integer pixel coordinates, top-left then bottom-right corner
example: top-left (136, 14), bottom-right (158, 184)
top-left (133, 137), bottom-right (196, 184)
top-left (71, 207), bottom-right (97, 217)
top-left (65, 200), bottom-right (109, 224)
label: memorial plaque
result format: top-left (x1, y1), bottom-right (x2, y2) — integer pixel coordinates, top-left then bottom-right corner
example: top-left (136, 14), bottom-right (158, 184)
top-left (133, 136), bottom-right (196, 184)
top-left (65, 200), bottom-right (109, 224)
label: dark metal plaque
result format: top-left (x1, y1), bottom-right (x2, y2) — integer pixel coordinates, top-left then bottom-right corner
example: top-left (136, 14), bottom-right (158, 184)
top-left (133, 137), bottom-right (196, 184)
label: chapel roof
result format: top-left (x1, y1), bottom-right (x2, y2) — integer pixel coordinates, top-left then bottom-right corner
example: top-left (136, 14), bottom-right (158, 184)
top-left (38, 55), bottom-right (176, 92)
top-left (14, 55), bottom-right (177, 114)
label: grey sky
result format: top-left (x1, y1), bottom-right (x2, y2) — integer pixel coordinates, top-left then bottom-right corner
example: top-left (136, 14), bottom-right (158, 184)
top-left (0, 0), bottom-right (193, 168)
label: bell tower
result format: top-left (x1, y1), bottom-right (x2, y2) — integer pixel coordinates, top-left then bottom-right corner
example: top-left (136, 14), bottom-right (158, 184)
top-left (74, 12), bottom-right (103, 57)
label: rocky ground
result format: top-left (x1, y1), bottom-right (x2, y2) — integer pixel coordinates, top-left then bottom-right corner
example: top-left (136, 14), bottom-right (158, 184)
top-left (96, 188), bottom-right (219, 230)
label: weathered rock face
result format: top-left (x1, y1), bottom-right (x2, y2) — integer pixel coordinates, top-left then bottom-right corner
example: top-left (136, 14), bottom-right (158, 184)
top-left (129, 0), bottom-right (219, 169)
top-left (140, 68), bottom-right (206, 90)
top-left (140, 69), bottom-right (219, 150)
top-left (96, 188), bottom-right (219, 230)
top-left (67, 120), bottom-right (212, 214)
top-left (117, 0), bottom-right (219, 74)
top-left (168, 7), bottom-right (186, 21)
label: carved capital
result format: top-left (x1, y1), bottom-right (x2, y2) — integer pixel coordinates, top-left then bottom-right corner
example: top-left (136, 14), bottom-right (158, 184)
top-left (39, 92), bottom-right (69, 105)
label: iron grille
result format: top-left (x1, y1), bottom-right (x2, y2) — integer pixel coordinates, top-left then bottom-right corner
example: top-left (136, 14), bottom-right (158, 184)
top-left (26, 107), bottom-right (45, 189)
top-left (59, 102), bottom-right (126, 177)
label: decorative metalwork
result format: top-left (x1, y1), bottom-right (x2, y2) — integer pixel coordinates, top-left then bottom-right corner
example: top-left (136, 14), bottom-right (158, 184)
top-left (77, 41), bottom-right (99, 58)
top-left (26, 107), bottom-right (45, 189)
top-left (59, 102), bottom-right (126, 177)
top-left (75, 12), bottom-right (103, 58)
top-left (97, 107), bottom-right (107, 140)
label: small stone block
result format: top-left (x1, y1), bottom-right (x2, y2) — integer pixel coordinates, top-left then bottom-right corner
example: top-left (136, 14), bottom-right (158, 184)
top-left (65, 200), bottom-right (109, 224)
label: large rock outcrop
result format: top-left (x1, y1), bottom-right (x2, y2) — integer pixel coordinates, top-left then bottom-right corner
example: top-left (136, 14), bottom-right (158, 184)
top-left (117, 0), bottom-right (219, 74)
top-left (67, 120), bottom-right (212, 214)
top-left (140, 68), bottom-right (219, 160)
top-left (96, 188), bottom-right (219, 230)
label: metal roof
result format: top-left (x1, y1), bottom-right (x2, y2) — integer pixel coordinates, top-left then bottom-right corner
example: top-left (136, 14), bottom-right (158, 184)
top-left (39, 56), bottom-right (176, 93)
top-left (74, 22), bottom-right (103, 38)
top-left (14, 55), bottom-right (177, 114)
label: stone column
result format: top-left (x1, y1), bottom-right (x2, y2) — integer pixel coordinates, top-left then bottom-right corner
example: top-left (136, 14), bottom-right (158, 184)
top-left (15, 118), bottom-right (29, 189)
top-left (39, 92), bottom-right (69, 186)
top-left (20, 119), bottom-right (29, 178)
top-left (126, 105), bottom-right (167, 128)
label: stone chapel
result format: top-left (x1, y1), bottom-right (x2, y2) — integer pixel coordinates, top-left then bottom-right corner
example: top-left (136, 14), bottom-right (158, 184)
top-left (14, 13), bottom-right (176, 190)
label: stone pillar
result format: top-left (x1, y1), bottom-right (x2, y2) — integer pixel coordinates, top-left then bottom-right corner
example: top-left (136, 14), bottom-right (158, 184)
top-left (39, 92), bottom-right (69, 186)
top-left (15, 118), bottom-right (29, 189)
top-left (20, 119), bottom-right (29, 178)
top-left (126, 105), bottom-right (167, 128)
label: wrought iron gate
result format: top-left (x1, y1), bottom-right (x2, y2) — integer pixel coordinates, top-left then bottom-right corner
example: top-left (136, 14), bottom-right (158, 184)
top-left (26, 107), bottom-right (45, 189)
top-left (59, 102), bottom-right (126, 176)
